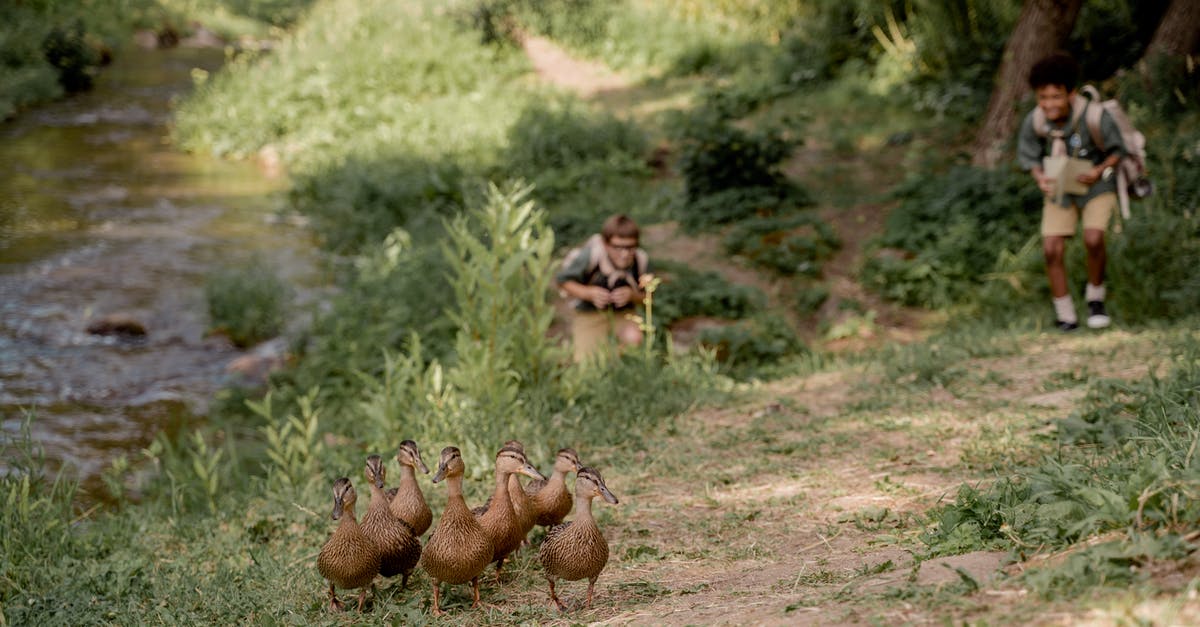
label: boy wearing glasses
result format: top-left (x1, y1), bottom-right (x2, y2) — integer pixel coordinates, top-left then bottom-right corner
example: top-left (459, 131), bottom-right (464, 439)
top-left (556, 214), bottom-right (651, 362)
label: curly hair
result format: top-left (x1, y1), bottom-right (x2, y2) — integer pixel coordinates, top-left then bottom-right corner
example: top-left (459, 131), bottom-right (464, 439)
top-left (1028, 51), bottom-right (1080, 91)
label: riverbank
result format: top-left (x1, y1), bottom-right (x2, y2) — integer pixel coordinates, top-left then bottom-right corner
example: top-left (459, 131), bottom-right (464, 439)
top-left (0, 46), bottom-right (325, 494)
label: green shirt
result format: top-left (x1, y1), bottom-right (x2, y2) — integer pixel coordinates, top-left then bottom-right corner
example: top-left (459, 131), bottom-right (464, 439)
top-left (1017, 104), bottom-right (1128, 205)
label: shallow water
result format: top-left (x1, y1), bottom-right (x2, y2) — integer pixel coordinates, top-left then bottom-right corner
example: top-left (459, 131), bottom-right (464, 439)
top-left (0, 46), bottom-right (323, 492)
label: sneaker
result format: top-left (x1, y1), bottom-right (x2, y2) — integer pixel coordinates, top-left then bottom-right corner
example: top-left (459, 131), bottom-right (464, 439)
top-left (1056, 319), bottom-right (1079, 332)
top-left (1087, 301), bottom-right (1111, 329)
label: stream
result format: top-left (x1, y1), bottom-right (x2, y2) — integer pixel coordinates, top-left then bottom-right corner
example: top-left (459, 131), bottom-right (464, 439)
top-left (0, 46), bottom-right (324, 493)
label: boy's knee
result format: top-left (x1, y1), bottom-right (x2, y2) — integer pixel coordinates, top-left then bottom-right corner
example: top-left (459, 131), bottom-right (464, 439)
top-left (1083, 230), bottom-right (1105, 251)
top-left (1043, 238), bottom-right (1065, 264)
top-left (616, 324), bottom-right (643, 346)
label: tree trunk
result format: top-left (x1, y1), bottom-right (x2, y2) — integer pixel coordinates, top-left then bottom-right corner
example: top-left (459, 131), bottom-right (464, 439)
top-left (971, 0), bottom-right (1084, 168)
top-left (1144, 0), bottom-right (1200, 60)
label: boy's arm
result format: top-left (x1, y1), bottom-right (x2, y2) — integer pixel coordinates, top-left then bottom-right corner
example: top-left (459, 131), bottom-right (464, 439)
top-left (556, 249), bottom-right (611, 308)
top-left (1016, 113), bottom-right (1055, 195)
top-left (1077, 110), bottom-right (1127, 185)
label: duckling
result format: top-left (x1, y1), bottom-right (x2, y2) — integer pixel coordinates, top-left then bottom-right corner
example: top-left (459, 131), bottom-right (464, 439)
top-left (525, 447), bottom-right (582, 528)
top-left (359, 455), bottom-right (422, 588)
top-left (538, 467), bottom-right (619, 611)
top-left (317, 477), bottom-right (381, 612)
top-left (419, 446), bottom-right (494, 616)
top-left (386, 440), bottom-right (432, 536)
top-left (475, 444), bottom-right (546, 579)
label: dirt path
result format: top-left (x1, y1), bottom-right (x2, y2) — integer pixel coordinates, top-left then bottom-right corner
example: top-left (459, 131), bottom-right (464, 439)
top-left (513, 35), bottom-right (1189, 626)
top-left (486, 328), bottom-right (1166, 625)
top-left (521, 34), bottom-right (630, 97)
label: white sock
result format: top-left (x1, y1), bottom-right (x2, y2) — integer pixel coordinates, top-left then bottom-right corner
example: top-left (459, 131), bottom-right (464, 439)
top-left (1085, 283), bottom-right (1106, 302)
top-left (1053, 295), bottom-right (1077, 324)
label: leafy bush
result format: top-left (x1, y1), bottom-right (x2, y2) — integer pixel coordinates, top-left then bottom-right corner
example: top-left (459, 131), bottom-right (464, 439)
top-left (723, 213), bottom-right (840, 277)
top-left (698, 313), bottom-right (806, 378)
top-left (674, 108), bottom-right (809, 230)
top-left (498, 98), bottom-right (658, 247)
top-left (790, 282), bottom-right (830, 314)
top-left (503, 99), bottom-right (648, 176)
top-left (204, 261), bottom-right (291, 347)
top-left (651, 259), bottom-right (765, 324)
top-left (289, 154), bottom-right (468, 254)
top-left (861, 165), bottom-right (1041, 308)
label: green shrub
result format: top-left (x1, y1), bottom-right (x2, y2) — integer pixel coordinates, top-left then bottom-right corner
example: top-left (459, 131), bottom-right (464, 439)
top-left (651, 259), bottom-right (765, 324)
top-left (862, 165), bottom-right (1041, 308)
top-left (723, 213), bottom-right (840, 277)
top-left (204, 261), bottom-right (291, 347)
top-left (674, 108), bottom-right (809, 230)
top-left (698, 313), bottom-right (805, 378)
top-left (790, 282), bottom-right (830, 314)
top-left (503, 99), bottom-right (648, 176)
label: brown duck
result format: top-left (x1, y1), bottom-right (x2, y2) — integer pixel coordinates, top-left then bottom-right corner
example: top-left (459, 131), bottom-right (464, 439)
top-left (475, 440), bottom-right (539, 544)
top-left (317, 477), bottom-right (381, 611)
top-left (525, 447), bottom-right (582, 527)
top-left (386, 440), bottom-right (432, 536)
top-left (358, 455), bottom-right (422, 587)
top-left (475, 444), bottom-right (546, 579)
top-left (538, 467), bottom-right (619, 611)
top-left (419, 446), bottom-right (494, 616)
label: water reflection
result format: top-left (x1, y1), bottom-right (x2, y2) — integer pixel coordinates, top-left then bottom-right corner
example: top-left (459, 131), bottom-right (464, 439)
top-left (0, 46), bottom-right (323, 492)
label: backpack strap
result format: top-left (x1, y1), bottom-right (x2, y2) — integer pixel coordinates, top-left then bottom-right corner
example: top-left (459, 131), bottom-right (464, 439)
top-left (1079, 85), bottom-right (1105, 151)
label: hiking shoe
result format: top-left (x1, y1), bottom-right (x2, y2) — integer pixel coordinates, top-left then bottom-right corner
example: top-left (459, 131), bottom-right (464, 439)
top-left (1056, 319), bottom-right (1079, 332)
top-left (1087, 301), bottom-right (1111, 329)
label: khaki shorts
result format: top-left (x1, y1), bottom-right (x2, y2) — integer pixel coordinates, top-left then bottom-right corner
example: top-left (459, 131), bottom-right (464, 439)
top-left (571, 310), bottom-right (641, 363)
top-left (1041, 192), bottom-right (1116, 237)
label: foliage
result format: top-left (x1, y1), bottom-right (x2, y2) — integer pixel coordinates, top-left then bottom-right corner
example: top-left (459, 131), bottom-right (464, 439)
top-left (925, 337), bottom-right (1200, 596)
top-left (723, 213), bottom-right (840, 277)
top-left (698, 313), bottom-right (806, 378)
top-left (204, 259), bottom-right (291, 347)
top-left (861, 165), bottom-right (1042, 308)
top-left (674, 106), bottom-right (809, 230)
top-left (503, 99), bottom-right (648, 175)
top-left (0, 0), bottom-right (314, 119)
top-left (651, 259), bottom-right (764, 325)
top-left (497, 98), bottom-right (661, 248)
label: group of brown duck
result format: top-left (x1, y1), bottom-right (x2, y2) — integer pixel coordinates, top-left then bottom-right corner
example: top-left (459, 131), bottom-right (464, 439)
top-left (316, 440), bottom-right (619, 615)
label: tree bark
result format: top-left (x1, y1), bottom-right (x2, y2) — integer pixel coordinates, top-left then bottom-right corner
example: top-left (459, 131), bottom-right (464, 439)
top-left (971, 0), bottom-right (1084, 168)
top-left (1144, 0), bottom-right (1200, 60)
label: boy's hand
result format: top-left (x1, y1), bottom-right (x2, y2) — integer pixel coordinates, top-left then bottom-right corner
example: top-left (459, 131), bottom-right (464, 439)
top-left (586, 286), bottom-right (612, 309)
top-left (610, 286), bottom-right (634, 308)
top-left (1076, 166), bottom-right (1102, 186)
top-left (1034, 171), bottom-right (1056, 195)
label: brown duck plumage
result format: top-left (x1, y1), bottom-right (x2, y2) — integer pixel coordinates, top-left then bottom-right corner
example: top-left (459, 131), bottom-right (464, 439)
top-left (386, 440), bottom-right (432, 536)
top-left (358, 455), bottom-right (422, 586)
top-left (476, 444), bottom-right (546, 577)
top-left (420, 447), bottom-right (494, 616)
top-left (538, 467), bottom-right (619, 611)
top-left (525, 448), bottom-right (581, 527)
top-left (317, 477), bottom-right (381, 612)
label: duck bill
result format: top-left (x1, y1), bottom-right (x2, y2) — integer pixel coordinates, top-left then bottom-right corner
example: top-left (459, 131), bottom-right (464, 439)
top-left (417, 455), bottom-right (430, 475)
top-left (331, 497), bottom-right (344, 520)
top-left (521, 463), bottom-right (547, 482)
top-left (599, 485), bottom-right (619, 505)
top-left (374, 477), bottom-right (384, 489)
top-left (432, 463), bottom-right (447, 483)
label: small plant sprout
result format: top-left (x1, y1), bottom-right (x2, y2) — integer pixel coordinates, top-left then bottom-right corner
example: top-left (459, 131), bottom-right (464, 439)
top-left (629, 273), bottom-right (662, 358)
